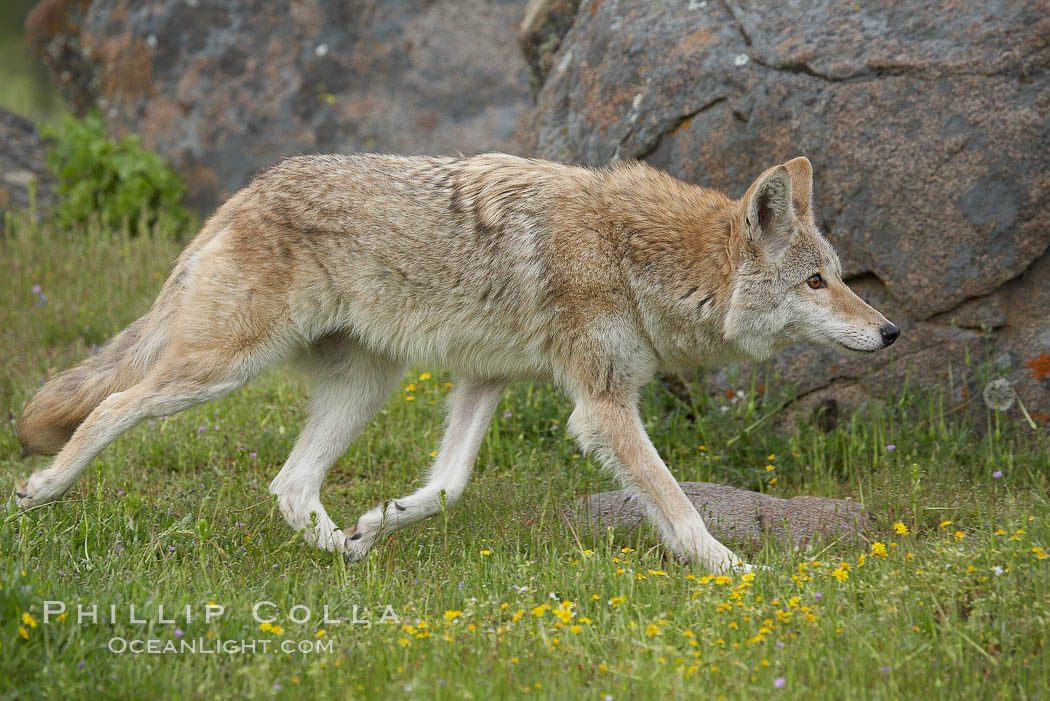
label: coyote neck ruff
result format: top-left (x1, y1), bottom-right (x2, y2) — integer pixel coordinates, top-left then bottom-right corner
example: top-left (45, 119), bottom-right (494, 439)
top-left (15, 153), bottom-right (897, 573)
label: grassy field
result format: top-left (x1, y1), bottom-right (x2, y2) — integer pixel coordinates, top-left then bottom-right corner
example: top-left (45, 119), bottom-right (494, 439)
top-left (2, 212), bottom-right (1048, 699)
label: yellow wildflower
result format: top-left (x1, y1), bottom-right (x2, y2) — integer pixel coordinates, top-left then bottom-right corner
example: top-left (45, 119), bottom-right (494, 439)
top-left (894, 522), bottom-right (909, 535)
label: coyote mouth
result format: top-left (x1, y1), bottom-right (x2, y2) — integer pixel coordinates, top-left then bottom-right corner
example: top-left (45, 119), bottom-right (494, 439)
top-left (836, 341), bottom-right (879, 354)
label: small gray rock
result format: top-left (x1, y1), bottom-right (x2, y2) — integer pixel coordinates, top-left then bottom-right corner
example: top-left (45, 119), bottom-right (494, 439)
top-left (567, 482), bottom-right (867, 548)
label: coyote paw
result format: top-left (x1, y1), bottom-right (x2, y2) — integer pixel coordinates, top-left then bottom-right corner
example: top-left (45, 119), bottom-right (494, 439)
top-left (14, 479), bottom-right (30, 507)
top-left (341, 506), bottom-right (385, 564)
top-left (14, 476), bottom-right (62, 509)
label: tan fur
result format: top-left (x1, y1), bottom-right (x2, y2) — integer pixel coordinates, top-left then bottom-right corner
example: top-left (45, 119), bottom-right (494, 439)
top-left (15, 153), bottom-right (895, 572)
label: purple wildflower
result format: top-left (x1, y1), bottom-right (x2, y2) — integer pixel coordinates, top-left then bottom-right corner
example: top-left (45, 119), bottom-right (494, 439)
top-left (31, 284), bottom-right (41, 294)
top-left (174, 628), bottom-right (183, 638)
top-left (249, 452), bottom-right (257, 458)
top-left (776, 641), bottom-right (785, 649)
top-left (880, 665), bottom-right (890, 674)
top-left (503, 410), bottom-right (513, 418)
top-left (168, 545), bottom-right (176, 552)
top-left (197, 426), bottom-right (206, 433)
top-left (774, 677), bottom-right (786, 688)
top-left (886, 444), bottom-right (896, 451)
top-left (992, 470), bottom-right (1003, 479)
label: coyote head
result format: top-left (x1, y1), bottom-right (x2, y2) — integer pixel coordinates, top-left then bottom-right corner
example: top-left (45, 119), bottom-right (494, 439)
top-left (723, 157), bottom-right (898, 360)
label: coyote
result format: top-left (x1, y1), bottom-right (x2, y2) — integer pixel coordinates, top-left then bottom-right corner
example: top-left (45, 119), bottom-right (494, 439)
top-left (15, 153), bottom-right (897, 573)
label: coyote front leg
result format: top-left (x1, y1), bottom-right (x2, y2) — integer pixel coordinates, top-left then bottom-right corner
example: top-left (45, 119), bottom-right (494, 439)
top-left (343, 378), bottom-right (506, 562)
top-left (568, 395), bottom-right (745, 573)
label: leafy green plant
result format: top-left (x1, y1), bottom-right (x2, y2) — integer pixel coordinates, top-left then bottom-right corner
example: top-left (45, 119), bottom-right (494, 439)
top-left (40, 111), bottom-right (190, 232)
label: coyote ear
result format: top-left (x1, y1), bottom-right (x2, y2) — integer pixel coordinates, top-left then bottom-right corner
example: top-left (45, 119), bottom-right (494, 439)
top-left (783, 156), bottom-right (813, 221)
top-left (743, 165), bottom-right (795, 258)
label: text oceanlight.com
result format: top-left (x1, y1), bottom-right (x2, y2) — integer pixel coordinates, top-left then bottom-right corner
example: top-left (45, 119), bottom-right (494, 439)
top-left (107, 637), bottom-right (333, 655)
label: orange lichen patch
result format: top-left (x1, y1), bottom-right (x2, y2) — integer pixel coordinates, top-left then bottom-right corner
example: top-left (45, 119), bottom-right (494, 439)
top-left (677, 28), bottom-right (715, 55)
top-left (91, 33), bottom-right (156, 100)
top-left (1027, 353), bottom-right (1050, 381)
top-left (26, 0), bottom-right (90, 49)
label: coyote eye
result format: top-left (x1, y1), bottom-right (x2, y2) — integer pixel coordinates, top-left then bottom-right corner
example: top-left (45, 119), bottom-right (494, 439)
top-left (806, 274), bottom-right (825, 290)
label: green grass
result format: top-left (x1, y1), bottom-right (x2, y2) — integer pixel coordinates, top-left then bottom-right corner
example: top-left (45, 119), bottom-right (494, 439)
top-left (2, 213), bottom-right (1048, 699)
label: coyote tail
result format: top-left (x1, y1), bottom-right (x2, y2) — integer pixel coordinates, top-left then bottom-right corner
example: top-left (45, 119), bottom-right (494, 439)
top-left (15, 310), bottom-right (168, 456)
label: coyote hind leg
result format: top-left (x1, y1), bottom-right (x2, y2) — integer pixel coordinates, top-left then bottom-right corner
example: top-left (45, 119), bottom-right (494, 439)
top-left (268, 337), bottom-right (404, 552)
top-left (344, 378), bottom-right (506, 562)
top-left (15, 353), bottom-right (254, 508)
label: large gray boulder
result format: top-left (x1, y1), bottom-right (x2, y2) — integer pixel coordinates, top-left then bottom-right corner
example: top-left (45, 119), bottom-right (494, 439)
top-left (528, 0), bottom-right (1050, 422)
top-left (0, 108), bottom-right (54, 225)
top-left (28, 0), bottom-right (533, 213)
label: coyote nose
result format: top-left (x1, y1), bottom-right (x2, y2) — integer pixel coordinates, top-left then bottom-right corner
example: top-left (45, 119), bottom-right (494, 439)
top-left (880, 323), bottom-right (900, 347)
